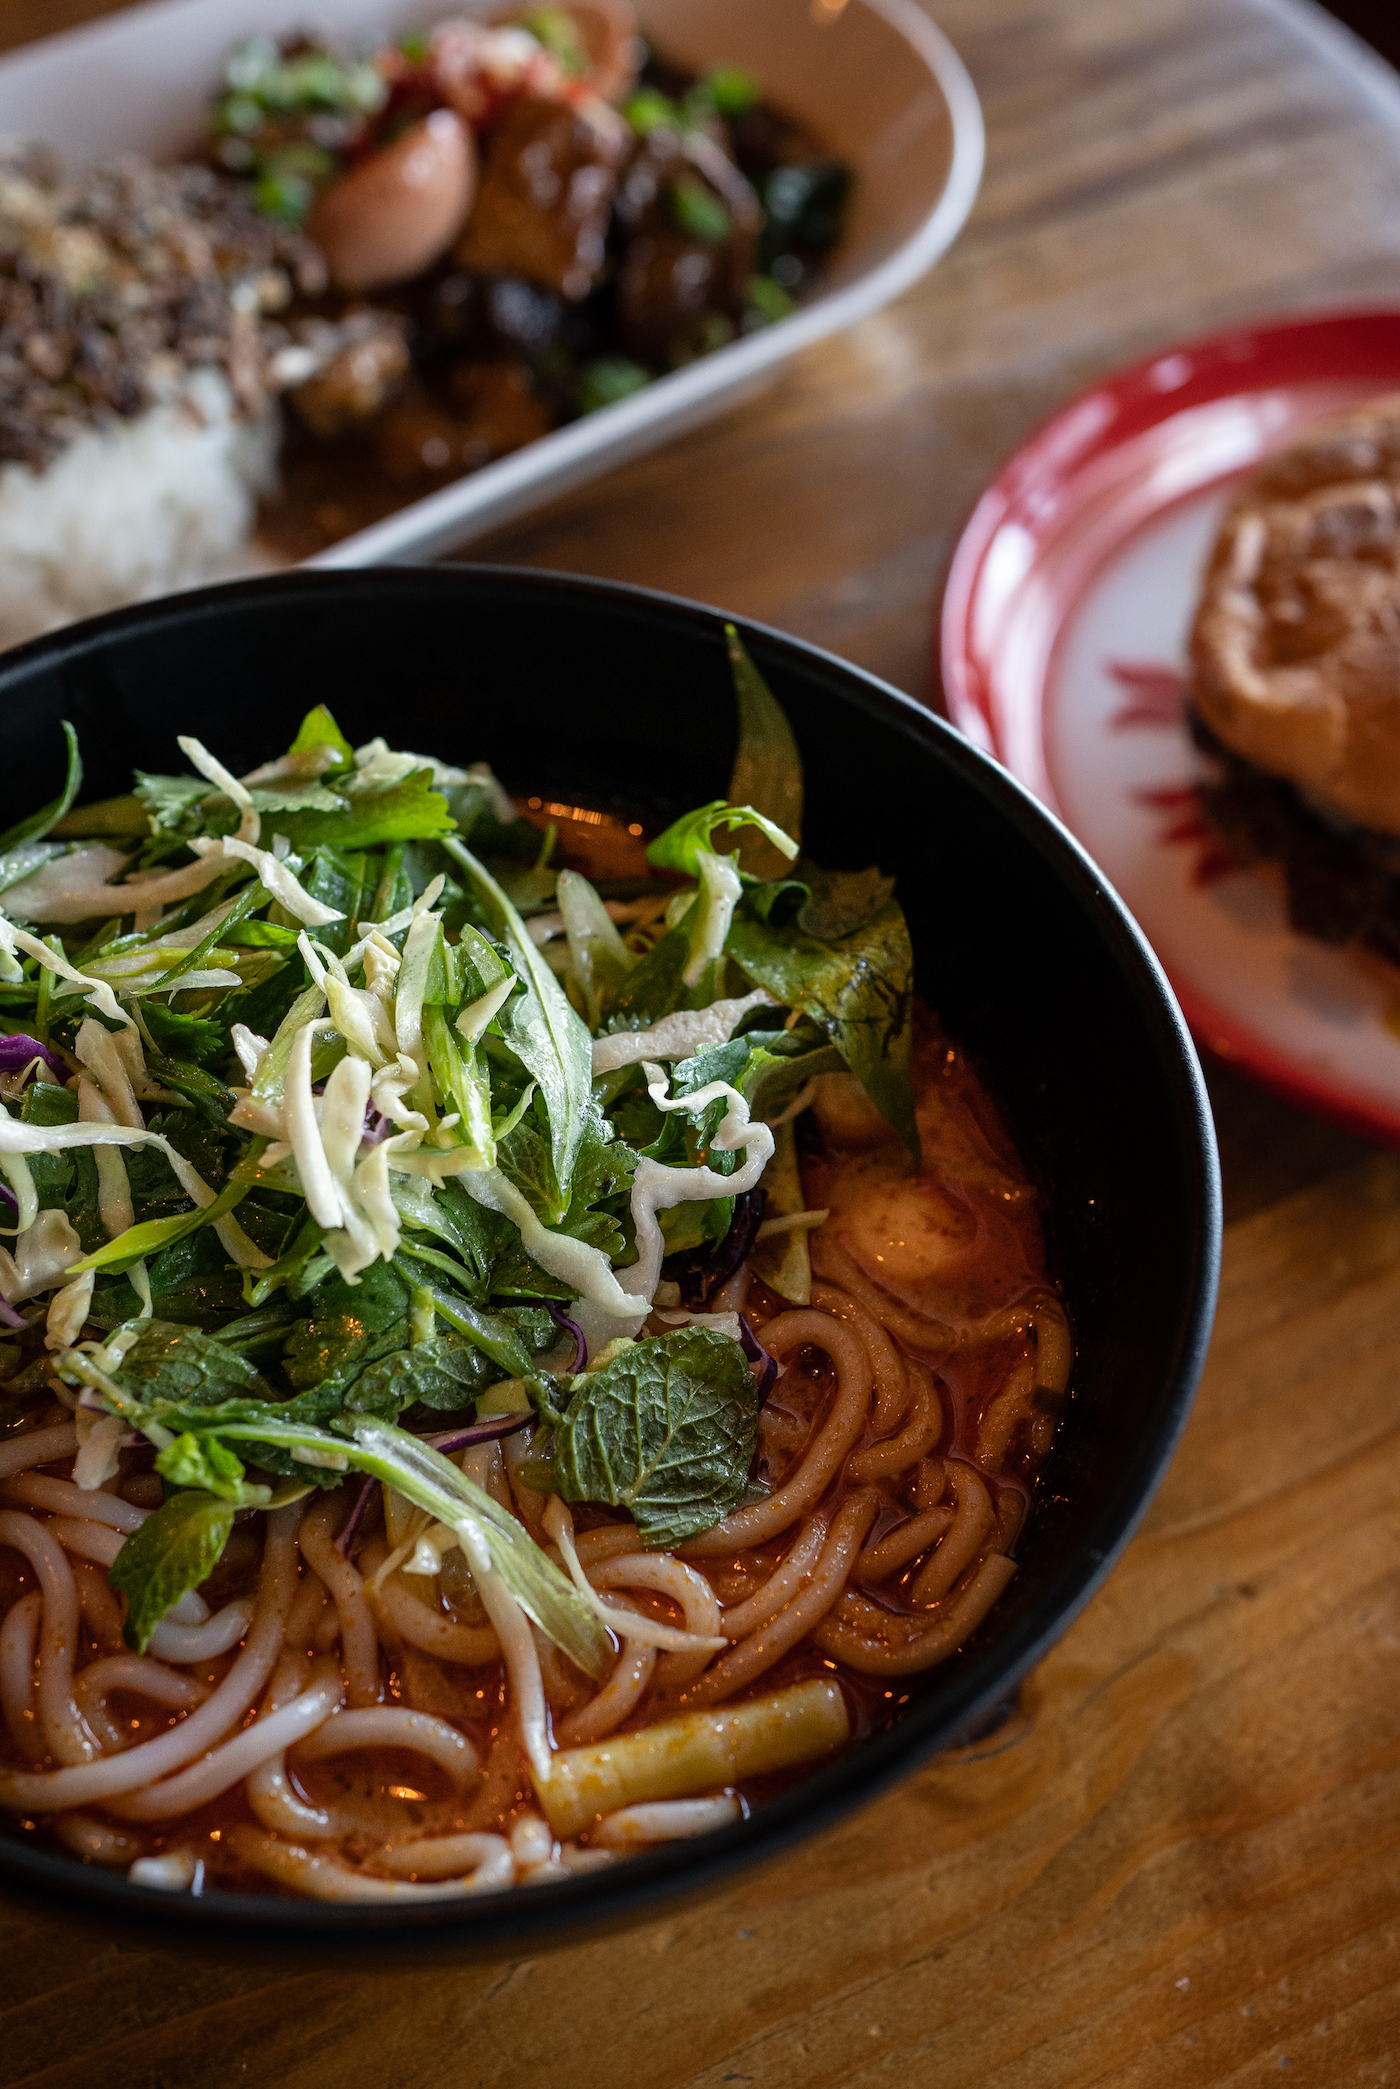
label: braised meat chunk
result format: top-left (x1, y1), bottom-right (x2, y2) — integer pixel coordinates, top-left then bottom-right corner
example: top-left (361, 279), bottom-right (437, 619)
top-left (614, 126), bottom-right (759, 365)
top-left (456, 95), bottom-right (627, 299)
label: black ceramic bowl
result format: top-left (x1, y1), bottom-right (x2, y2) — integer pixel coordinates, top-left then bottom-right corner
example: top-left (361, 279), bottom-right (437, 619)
top-left (0, 567), bottom-right (1219, 1944)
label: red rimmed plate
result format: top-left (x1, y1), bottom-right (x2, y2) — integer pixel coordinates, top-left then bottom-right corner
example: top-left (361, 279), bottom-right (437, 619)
top-left (940, 307), bottom-right (1400, 1145)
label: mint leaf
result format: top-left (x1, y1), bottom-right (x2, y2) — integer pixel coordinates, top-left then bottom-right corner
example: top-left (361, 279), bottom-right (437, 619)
top-left (282, 1262), bottom-right (411, 1391)
top-left (101, 1320), bottom-right (267, 1407)
top-left (350, 1332), bottom-right (496, 1414)
top-left (109, 1489), bottom-right (235, 1652)
top-left (551, 1327), bottom-right (762, 1548)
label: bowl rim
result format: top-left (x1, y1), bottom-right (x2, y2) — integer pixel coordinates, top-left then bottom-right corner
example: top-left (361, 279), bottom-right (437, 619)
top-left (0, 565), bottom-right (1221, 1945)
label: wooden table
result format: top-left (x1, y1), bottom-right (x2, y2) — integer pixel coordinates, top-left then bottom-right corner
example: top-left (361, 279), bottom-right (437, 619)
top-left (5, 0), bottom-right (1400, 2080)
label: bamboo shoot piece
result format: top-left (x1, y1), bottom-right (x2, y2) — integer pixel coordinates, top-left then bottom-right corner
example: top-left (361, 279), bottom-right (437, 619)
top-left (537, 1677), bottom-right (849, 1839)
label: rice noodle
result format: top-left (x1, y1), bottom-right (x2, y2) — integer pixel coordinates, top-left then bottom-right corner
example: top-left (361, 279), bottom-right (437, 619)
top-left (0, 1502), bottom-right (300, 1812)
top-left (0, 1510), bottom-right (95, 1764)
top-left (246, 1651), bottom-right (336, 1840)
top-left (589, 1553), bottom-right (723, 1692)
top-left (557, 1842), bottom-right (615, 1875)
top-left (554, 1594), bottom-right (656, 1747)
top-left (509, 1810), bottom-right (562, 1882)
top-left (856, 1504), bottom-right (955, 1583)
top-left (544, 1500), bottom-right (725, 1657)
top-left (282, 1569), bottom-right (331, 1654)
top-left (0, 1422), bottom-right (76, 1481)
top-left (71, 1559), bottom-right (126, 1655)
top-left (810, 1236), bottom-right (963, 1353)
top-left (1028, 1301), bottom-right (1073, 1459)
top-left (847, 1360), bottom-right (944, 1482)
top-left (683, 1309), bottom-right (872, 1555)
top-left (681, 1489), bottom-right (879, 1706)
top-left (108, 1662), bottom-right (341, 1820)
top-left (376, 1832), bottom-right (515, 1886)
top-left (466, 1534), bottom-right (552, 1790)
top-left (129, 1848), bottom-right (204, 1893)
top-left (0, 1589), bottom-right (41, 1758)
top-left (300, 1496), bottom-right (381, 1707)
top-left (146, 1599), bottom-right (256, 1665)
top-left (2, 1473), bottom-right (145, 1531)
top-left (45, 1516), bottom-right (122, 1568)
top-left (229, 1823), bottom-right (514, 1900)
top-left (595, 1794), bottom-right (741, 1846)
top-left (811, 1282), bottom-right (910, 1433)
top-left (910, 1462), bottom-right (995, 1607)
top-left (813, 1555), bottom-right (1018, 1675)
top-left (534, 1627), bottom-right (590, 1713)
top-left (296, 1706), bottom-right (479, 1787)
top-left (573, 1525), bottom-right (641, 1567)
top-left (72, 1654), bottom-right (208, 1754)
top-left (369, 1570), bottom-right (497, 1667)
top-left (812, 1238), bottom-right (1044, 1362)
top-left (995, 1484), bottom-right (1027, 1553)
top-left (976, 1354), bottom-right (1037, 1470)
top-left (52, 1812), bottom-right (142, 1866)
top-left (718, 1515), bottom-right (829, 1643)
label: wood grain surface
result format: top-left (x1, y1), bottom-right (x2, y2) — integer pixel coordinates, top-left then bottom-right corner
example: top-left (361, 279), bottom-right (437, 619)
top-left (2, 0), bottom-right (1400, 2083)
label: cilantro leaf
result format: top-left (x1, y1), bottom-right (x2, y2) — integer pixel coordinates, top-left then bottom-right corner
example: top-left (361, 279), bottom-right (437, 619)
top-left (268, 769), bottom-right (454, 855)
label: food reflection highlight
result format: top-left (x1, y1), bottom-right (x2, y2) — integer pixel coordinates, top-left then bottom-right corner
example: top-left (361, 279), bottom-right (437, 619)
top-left (0, 634), bottom-right (1070, 1901)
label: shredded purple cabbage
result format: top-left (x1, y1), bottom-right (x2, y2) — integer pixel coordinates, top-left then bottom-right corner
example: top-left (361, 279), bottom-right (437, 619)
top-left (0, 1295), bottom-right (26, 1332)
top-left (738, 1313), bottom-right (779, 1399)
top-left (0, 1034), bottom-right (65, 1085)
top-left (663, 1187), bottom-right (768, 1308)
top-left (427, 1412), bottom-right (533, 1456)
top-left (545, 1299), bottom-right (587, 1374)
top-left (0, 1184), bottom-right (16, 1218)
top-left (361, 1106), bottom-right (393, 1147)
top-left (335, 1475), bottom-right (379, 1558)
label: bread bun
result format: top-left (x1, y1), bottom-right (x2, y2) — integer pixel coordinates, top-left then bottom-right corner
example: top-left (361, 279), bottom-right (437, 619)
top-left (1191, 393), bottom-right (1400, 837)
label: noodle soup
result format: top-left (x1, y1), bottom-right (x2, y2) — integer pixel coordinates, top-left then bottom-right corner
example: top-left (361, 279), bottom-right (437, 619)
top-left (0, 640), bottom-right (1068, 1901)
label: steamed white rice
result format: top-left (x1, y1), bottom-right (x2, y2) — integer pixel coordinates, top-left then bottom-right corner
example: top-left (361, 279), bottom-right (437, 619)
top-left (0, 367), bottom-right (278, 650)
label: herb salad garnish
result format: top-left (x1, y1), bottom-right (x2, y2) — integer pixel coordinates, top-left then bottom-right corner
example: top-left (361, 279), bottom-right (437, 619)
top-left (0, 636), bottom-right (915, 1667)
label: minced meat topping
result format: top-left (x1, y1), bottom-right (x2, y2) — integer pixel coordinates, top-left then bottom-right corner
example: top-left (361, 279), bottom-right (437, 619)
top-left (0, 145), bottom-right (325, 469)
